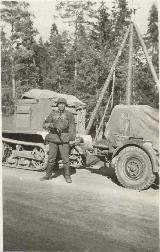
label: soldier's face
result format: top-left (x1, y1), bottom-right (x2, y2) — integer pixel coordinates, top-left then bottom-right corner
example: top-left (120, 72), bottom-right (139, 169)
top-left (58, 103), bottom-right (66, 111)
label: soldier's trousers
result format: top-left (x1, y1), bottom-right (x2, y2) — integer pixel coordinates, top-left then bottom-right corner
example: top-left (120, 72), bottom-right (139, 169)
top-left (46, 142), bottom-right (70, 177)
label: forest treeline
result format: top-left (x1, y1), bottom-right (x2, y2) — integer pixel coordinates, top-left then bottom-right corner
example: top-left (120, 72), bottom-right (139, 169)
top-left (1, 0), bottom-right (159, 118)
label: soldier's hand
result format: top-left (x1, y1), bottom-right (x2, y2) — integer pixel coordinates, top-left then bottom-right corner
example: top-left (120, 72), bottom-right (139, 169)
top-left (56, 128), bottom-right (62, 134)
top-left (43, 123), bottom-right (50, 130)
top-left (49, 123), bottom-right (55, 129)
top-left (69, 140), bottom-right (75, 146)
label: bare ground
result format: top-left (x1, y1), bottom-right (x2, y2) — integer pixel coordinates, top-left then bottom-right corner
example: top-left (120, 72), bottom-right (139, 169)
top-left (3, 161), bottom-right (159, 252)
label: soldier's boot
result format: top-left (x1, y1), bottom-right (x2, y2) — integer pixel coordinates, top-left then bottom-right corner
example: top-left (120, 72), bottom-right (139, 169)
top-left (40, 163), bottom-right (53, 181)
top-left (63, 165), bottom-right (72, 183)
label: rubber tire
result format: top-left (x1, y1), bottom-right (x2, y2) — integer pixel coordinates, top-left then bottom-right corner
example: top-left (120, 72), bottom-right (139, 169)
top-left (114, 146), bottom-right (156, 190)
top-left (2, 142), bottom-right (5, 161)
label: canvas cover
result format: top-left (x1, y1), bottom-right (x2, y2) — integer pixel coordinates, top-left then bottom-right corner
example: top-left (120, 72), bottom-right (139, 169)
top-left (103, 105), bottom-right (159, 150)
top-left (22, 89), bottom-right (85, 108)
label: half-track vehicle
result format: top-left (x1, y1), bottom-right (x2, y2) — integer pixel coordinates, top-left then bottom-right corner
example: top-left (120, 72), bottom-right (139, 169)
top-left (3, 93), bottom-right (158, 191)
top-left (2, 89), bottom-right (91, 171)
top-left (88, 105), bottom-right (159, 190)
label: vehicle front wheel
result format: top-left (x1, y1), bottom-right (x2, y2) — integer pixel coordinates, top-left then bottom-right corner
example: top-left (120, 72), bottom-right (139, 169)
top-left (114, 146), bottom-right (155, 190)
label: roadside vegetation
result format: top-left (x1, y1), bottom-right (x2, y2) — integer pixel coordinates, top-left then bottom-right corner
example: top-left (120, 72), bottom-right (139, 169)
top-left (1, 0), bottom-right (159, 117)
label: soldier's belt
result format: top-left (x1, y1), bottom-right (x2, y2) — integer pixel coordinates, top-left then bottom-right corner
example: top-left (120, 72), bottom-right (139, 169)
top-left (50, 129), bottom-right (69, 134)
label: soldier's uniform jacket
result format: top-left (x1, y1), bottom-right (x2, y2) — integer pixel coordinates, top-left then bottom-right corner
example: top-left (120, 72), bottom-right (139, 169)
top-left (43, 110), bottom-right (76, 143)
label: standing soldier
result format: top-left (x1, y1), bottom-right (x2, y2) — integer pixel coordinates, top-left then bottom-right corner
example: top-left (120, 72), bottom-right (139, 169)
top-left (40, 98), bottom-right (76, 183)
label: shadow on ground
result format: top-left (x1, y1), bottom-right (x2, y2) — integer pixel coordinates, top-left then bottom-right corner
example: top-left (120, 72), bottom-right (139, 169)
top-left (85, 164), bottom-right (121, 186)
top-left (40, 155), bottom-right (159, 190)
top-left (77, 155), bottom-right (121, 187)
top-left (50, 166), bottom-right (77, 179)
top-left (81, 156), bottom-right (159, 190)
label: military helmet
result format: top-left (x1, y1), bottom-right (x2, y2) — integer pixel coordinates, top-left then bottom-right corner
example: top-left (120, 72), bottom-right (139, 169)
top-left (57, 97), bottom-right (67, 106)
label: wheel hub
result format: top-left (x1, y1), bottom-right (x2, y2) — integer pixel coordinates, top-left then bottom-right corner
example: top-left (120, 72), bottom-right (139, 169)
top-left (125, 158), bottom-right (144, 179)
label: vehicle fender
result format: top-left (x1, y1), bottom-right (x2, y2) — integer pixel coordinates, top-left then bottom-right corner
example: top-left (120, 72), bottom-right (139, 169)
top-left (71, 145), bottom-right (85, 155)
top-left (112, 143), bottom-right (141, 159)
top-left (112, 137), bottom-right (144, 158)
top-left (142, 142), bottom-right (159, 173)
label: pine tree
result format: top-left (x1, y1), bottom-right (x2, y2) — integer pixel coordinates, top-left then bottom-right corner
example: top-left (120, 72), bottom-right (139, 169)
top-left (111, 0), bottom-right (130, 38)
top-left (33, 37), bottom-right (52, 89)
top-left (132, 3), bottom-right (159, 108)
top-left (56, 0), bottom-right (96, 89)
top-left (145, 4), bottom-right (158, 70)
top-left (88, 0), bottom-right (130, 108)
top-left (44, 22), bottom-right (68, 92)
top-left (1, 29), bottom-right (12, 89)
top-left (1, 1), bottom-right (39, 98)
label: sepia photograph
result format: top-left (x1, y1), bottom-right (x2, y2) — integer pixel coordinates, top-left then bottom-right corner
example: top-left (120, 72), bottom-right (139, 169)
top-left (1, 0), bottom-right (159, 251)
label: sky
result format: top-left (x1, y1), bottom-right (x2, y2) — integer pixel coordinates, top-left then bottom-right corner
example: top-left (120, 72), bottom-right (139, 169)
top-left (27, 0), bottom-right (158, 41)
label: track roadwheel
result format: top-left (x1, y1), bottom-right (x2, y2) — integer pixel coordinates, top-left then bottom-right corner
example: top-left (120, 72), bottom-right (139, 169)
top-left (32, 146), bottom-right (48, 171)
top-left (114, 146), bottom-right (155, 190)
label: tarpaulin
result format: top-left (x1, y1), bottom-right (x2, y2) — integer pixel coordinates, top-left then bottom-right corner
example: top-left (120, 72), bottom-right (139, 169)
top-left (22, 89), bottom-right (86, 108)
top-left (104, 105), bottom-right (159, 150)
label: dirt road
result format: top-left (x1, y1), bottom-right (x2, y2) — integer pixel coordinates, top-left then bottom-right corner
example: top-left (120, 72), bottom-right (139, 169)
top-left (3, 163), bottom-right (159, 252)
